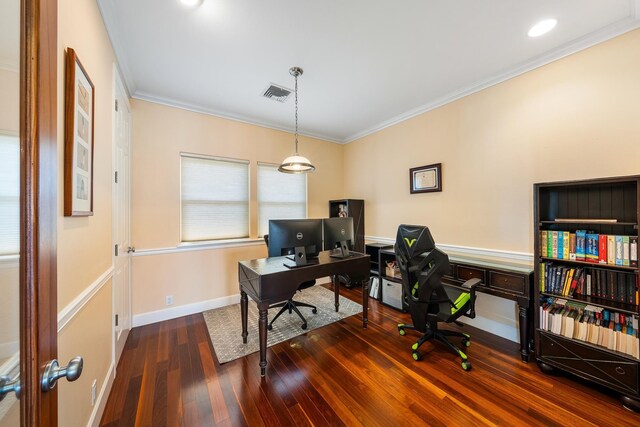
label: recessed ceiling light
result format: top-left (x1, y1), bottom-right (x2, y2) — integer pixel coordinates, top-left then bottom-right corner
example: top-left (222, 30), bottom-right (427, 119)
top-left (528, 19), bottom-right (557, 37)
top-left (180, 0), bottom-right (203, 7)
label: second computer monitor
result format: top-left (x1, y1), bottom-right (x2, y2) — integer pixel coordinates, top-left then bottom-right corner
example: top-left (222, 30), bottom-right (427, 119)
top-left (268, 219), bottom-right (323, 266)
top-left (323, 217), bottom-right (354, 258)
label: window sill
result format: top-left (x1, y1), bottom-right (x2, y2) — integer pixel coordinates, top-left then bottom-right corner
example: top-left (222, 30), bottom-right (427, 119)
top-left (133, 238), bottom-right (265, 257)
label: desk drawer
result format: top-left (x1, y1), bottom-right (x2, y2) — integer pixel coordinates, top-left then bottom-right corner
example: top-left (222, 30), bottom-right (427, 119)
top-left (489, 271), bottom-right (524, 294)
top-left (456, 265), bottom-right (485, 283)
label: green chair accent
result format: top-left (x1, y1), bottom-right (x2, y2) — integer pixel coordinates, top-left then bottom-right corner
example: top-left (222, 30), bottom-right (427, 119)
top-left (394, 225), bottom-right (479, 370)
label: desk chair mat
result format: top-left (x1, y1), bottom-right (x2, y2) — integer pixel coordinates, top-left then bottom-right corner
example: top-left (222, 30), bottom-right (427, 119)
top-left (203, 286), bottom-right (362, 364)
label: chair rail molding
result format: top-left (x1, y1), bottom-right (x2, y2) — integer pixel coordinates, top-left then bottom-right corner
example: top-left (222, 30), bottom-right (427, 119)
top-left (57, 266), bottom-right (114, 332)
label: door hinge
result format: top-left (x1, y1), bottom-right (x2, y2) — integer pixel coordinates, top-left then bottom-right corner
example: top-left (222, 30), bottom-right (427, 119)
top-left (114, 171), bottom-right (118, 183)
top-left (115, 314), bottom-right (119, 327)
top-left (114, 244), bottom-right (118, 257)
top-left (115, 99), bottom-right (119, 112)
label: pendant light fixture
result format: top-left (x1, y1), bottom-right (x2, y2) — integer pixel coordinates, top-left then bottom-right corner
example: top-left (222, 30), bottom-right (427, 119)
top-left (278, 67), bottom-right (315, 174)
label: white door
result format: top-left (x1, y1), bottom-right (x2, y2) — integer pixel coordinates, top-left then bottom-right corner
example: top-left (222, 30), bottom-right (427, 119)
top-left (112, 68), bottom-right (132, 362)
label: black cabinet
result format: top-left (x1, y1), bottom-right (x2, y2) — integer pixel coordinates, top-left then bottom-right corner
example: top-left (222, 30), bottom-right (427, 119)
top-left (329, 199), bottom-right (365, 253)
top-left (534, 175), bottom-right (640, 411)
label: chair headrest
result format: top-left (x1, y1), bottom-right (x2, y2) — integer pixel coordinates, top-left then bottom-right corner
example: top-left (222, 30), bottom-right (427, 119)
top-left (395, 225), bottom-right (436, 259)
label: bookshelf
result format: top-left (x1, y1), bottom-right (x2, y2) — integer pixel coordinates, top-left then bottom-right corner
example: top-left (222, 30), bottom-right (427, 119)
top-left (328, 199), bottom-right (364, 253)
top-left (534, 175), bottom-right (640, 411)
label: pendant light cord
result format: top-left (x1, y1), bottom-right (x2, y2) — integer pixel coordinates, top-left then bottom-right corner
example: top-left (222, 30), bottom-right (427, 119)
top-left (294, 72), bottom-right (299, 155)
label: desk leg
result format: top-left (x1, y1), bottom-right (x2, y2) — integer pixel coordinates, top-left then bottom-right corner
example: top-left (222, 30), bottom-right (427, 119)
top-left (333, 275), bottom-right (339, 312)
top-left (362, 278), bottom-right (369, 329)
top-left (259, 307), bottom-right (268, 377)
top-left (518, 304), bottom-right (530, 362)
top-left (241, 290), bottom-right (248, 344)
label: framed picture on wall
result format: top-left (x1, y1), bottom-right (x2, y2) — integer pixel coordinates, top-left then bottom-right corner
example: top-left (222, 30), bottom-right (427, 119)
top-left (409, 163), bottom-right (442, 194)
top-left (64, 48), bottom-right (95, 216)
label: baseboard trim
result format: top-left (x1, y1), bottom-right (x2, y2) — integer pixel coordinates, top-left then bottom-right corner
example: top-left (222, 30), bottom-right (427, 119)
top-left (132, 294), bottom-right (241, 327)
top-left (58, 266), bottom-right (114, 333)
top-left (365, 235), bottom-right (533, 264)
top-left (88, 360), bottom-right (115, 427)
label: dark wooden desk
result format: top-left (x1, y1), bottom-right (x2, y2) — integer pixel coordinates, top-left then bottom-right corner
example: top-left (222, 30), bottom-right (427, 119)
top-left (379, 248), bottom-right (534, 362)
top-left (238, 251), bottom-right (371, 376)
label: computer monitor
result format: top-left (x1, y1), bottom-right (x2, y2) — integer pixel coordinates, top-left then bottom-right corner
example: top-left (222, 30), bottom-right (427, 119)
top-left (268, 219), bottom-right (323, 267)
top-left (323, 217), bottom-right (354, 258)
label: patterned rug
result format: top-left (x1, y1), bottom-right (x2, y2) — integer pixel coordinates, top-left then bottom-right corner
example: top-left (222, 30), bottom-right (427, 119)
top-left (203, 286), bottom-right (363, 364)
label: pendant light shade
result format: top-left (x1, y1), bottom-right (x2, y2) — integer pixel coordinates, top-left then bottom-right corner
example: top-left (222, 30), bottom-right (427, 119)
top-left (279, 67), bottom-right (315, 174)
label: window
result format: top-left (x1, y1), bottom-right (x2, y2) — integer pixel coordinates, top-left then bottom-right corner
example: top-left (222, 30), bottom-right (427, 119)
top-left (0, 134), bottom-right (19, 255)
top-left (181, 154), bottom-right (249, 241)
top-left (257, 162), bottom-right (307, 237)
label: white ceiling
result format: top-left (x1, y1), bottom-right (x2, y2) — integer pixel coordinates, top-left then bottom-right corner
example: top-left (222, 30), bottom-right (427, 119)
top-left (98, 0), bottom-right (640, 143)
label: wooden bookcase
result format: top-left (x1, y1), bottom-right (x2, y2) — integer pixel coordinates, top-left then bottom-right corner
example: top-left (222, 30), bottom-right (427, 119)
top-left (329, 199), bottom-right (365, 253)
top-left (534, 175), bottom-right (640, 411)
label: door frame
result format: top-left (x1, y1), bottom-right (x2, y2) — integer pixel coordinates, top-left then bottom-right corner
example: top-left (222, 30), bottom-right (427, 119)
top-left (20, 0), bottom-right (58, 425)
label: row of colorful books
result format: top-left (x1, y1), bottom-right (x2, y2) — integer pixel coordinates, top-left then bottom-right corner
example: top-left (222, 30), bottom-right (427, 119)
top-left (540, 262), bottom-right (638, 305)
top-left (539, 230), bottom-right (638, 266)
top-left (539, 297), bottom-right (639, 359)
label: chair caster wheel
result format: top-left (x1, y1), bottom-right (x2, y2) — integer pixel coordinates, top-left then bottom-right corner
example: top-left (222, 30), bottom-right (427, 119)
top-left (412, 351), bottom-right (420, 361)
top-left (301, 323), bottom-right (307, 330)
top-left (398, 328), bottom-right (406, 336)
top-left (267, 325), bottom-right (273, 331)
top-left (461, 361), bottom-right (472, 371)
top-left (312, 308), bottom-right (318, 314)
top-left (462, 338), bottom-right (471, 347)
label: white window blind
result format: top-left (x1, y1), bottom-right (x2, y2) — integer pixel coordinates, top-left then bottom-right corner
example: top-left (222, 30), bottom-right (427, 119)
top-left (257, 163), bottom-right (307, 237)
top-left (181, 154), bottom-right (249, 241)
top-left (0, 134), bottom-right (19, 255)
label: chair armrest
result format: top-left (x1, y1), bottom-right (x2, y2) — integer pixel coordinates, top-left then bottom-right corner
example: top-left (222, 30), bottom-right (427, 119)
top-left (460, 278), bottom-right (481, 319)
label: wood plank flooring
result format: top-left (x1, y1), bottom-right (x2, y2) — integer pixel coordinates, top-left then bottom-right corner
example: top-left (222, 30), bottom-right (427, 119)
top-left (100, 284), bottom-right (640, 426)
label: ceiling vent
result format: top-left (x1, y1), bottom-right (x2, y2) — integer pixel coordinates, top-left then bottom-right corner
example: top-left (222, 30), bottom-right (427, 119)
top-left (261, 83), bottom-right (292, 102)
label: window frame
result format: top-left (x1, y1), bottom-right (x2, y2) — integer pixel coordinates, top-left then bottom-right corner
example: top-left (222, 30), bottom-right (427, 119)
top-left (179, 152), bottom-right (250, 243)
top-left (256, 161), bottom-right (308, 238)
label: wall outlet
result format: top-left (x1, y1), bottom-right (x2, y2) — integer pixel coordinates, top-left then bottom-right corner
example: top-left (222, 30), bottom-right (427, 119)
top-left (91, 379), bottom-right (97, 406)
top-left (166, 295), bottom-right (173, 306)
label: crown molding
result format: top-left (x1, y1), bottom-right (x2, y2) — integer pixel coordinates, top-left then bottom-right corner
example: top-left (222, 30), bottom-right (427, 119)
top-left (132, 91), bottom-right (344, 144)
top-left (97, 0), bottom-right (137, 95)
top-left (343, 13), bottom-right (640, 144)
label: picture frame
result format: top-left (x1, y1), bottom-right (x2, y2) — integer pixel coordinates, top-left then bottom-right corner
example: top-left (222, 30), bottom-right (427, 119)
top-left (64, 48), bottom-right (95, 216)
top-left (409, 163), bottom-right (442, 194)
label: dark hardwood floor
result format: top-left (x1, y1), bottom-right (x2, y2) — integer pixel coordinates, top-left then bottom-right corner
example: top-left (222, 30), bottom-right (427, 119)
top-left (100, 284), bottom-right (639, 426)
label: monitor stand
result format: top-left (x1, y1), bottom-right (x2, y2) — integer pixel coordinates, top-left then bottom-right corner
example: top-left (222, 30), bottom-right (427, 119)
top-left (329, 241), bottom-right (353, 259)
top-left (283, 246), bottom-right (309, 268)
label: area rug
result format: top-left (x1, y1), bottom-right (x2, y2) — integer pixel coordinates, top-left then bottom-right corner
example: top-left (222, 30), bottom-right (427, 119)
top-left (203, 286), bottom-right (363, 364)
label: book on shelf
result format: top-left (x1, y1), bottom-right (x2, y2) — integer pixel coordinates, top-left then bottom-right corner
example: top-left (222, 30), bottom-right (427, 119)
top-left (607, 235), bottom-right (616, 265)
top-left (586, 233), bottom-right (599, 263)
top-left (623, 236), bottom-right (630, 267)
top-left (540, 263), bottom-right (637, 304)
top-left (552, 231), bottom-right (559, 259)
top-left (540, 230), bottom-right (548, 258)
top-left (615, 235), bottom-right (624, 266)
top-left (575, 230), bottom-right (586, 261)
top-left (569, 233), bottom-right (576, 261)
top-left (562, 231), bottom-right (570, 260)
top-left (539, 296), bottom-right (639, 359)
top-left (598, 235), bottom-right (607, 264)
top-left (631, 236), bottom-right (638, 267)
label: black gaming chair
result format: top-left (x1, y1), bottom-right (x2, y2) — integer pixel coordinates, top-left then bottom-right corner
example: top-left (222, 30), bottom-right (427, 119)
top-left (395, 225), bottom-right (479, 371)
top-left (264, 235), bottom-right (318, 330)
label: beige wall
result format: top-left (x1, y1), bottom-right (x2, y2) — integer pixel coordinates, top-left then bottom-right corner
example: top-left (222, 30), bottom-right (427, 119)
top-left (0, 68), bottom-right (19, 133)
top-left (58, 282), bottom-right (112, 427)
top-left (131, 99), bottom-right (344, 316)
top-left (0, 68), bottom-right (19, 364)
top-left (56, 0), bottom-right (118, 425)
top-left (344, 29), bottom-right (640, 253)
